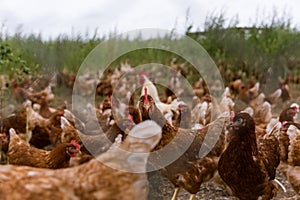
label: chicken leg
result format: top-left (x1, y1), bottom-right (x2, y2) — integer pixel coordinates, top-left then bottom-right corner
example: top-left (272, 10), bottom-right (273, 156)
top-left (189, 194), bottom-right (196, 200)
top-left (171, 187), bottom-right (180, 200)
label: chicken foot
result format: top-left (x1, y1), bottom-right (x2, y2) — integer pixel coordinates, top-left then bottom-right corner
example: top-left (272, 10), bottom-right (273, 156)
top-left (171, 187), bottom-right (180, 200)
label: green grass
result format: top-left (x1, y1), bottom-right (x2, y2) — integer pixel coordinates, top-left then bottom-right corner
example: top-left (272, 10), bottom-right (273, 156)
top-left (1, 10), bottom-right (300, 83)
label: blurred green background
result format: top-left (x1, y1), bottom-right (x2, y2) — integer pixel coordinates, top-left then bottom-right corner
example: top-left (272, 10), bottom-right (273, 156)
top-left (1, 11), bottom-right (300, 83)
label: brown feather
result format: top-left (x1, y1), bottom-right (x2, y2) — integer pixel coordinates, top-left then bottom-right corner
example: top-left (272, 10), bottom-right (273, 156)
top-left (0, 121), bottom-right (162, 200)
top-left (7, 129), bottom-right (79, 169)
top-left (139, 94), bottom-right (227, 195)
top-left (218, 113), bottom-right (280, 200)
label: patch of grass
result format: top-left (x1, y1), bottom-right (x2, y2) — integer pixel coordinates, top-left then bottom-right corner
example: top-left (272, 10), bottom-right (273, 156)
top-left (0, 9), bottom-right (300, 83)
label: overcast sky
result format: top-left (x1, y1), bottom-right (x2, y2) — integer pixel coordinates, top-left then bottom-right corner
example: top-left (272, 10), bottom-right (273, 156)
top-left (0, 0), bottom-right (299, 39)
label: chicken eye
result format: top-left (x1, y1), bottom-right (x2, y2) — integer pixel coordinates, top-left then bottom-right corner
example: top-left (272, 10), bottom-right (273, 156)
top-left (237, 118), bottom-right (244, 124)
top-left (67, 146), bottom-right (76, 153)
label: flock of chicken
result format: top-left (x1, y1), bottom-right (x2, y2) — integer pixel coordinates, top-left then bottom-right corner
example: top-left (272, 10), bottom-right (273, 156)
top-left (0, 61), bottom-right (299, 200)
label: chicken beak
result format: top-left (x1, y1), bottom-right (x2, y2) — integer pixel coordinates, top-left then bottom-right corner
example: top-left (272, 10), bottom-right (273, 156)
top-left (231, 120), bottom-right (243, 131)
top-left (227, 120), bottom-right (241, 131)
top-left (71, 140), bottom-right (81, 151)
top-left (67, 148), bottom-right (81, 157)
top-left (143, 87), bottom-right (151, 112)
top-left (0, 133), bottom-right (7, 145)
top-left (143, 103), bottom-right (151, 112)
top-left (226, 122), bottom-right (233, 130)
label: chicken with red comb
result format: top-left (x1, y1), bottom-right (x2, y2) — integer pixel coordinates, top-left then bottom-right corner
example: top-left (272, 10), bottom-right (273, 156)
top-left (7, 128), bottom-right (81, 169)
top-left (0, 120), bottom-right (162, 200)
top-left (279, 106), bottom-right (298, 123)
top-left (218, 113), bottom-right (280, 200)
top-left (68, 140), bottom-right (81, 157)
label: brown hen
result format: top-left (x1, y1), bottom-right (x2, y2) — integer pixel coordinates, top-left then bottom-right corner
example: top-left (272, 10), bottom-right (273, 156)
top-left (138, 91), bottom-right (228, 200)
top-left (218, 112), bottom-right (280, 200)
top-left (0, 120), bottom-right (162, 200)
top-left (7, 128), bottom-right (81, 169)
top-left (285, 123), bottom-right (300, 194)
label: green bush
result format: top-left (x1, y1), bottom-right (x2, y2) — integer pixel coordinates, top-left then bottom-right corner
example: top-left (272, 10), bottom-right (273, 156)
top-left (1, 9), bottom-right (300, 81)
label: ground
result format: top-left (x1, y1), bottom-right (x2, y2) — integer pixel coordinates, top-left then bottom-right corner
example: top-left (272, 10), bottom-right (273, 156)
top-left (147, 169), bottom-right (297, 200)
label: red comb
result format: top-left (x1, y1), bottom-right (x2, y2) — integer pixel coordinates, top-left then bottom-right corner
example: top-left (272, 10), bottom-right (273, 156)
top-left (230, 111), bottom-right (235, 121)
top-left (71, 140), bottom-right (81, 150)
top-left (144, 88), bottom-right (149, 104)
top-left (128, 114), bottom-right (134, 123)
top-left (178, 103), bottom-right (182, 110)
top-left (282, 121), bottom-right (288, 127)
top-left (292, 106), bottom-right (298, 111)
top-left (139, 71), bottom-right (146, 76)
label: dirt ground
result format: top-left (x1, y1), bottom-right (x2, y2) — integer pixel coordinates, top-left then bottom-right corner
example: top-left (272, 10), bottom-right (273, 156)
top-left (147, 169), bottom-right (298, 200)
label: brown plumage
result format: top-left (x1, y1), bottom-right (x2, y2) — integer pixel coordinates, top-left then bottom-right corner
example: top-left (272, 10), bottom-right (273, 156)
top-left (63, 109), bottom-right (85, 133)
top-left (280, 83), bottom-right (291, 102)
top-left (7, 129), bottom-right (80, 169)
top-left (157, 117), bottom-right (226, 199)
top-left (24, 102), bottom-right (63, 132)
top-left (0, 132), bottom-right (9, 153)
top-left (27, 85), bottom-right (54, 104)
top-left (29, 125), bottom-right (51, 148)
top-left (59, 116), bottom-right (82, 145)
top-left (285, 123), bottom-right (300, 194)
top-left (11, 83), bottom-right (54, 104)
top-left (264, 88), bottom-right (282, 105)
top-left (282, 123), bottom-right (300, 170)
top-left (11, 82), bottom-right (28, 103)
top-left (278, 122), bottom-right (294, 162)
top-left (237, 83), bottom-right (252, 104)
top-left (57, 112), bottom-right (134, 156)
top-left (38, 96), bottom-right (53, 118)
top-left (57, 70), bottom-right (75, 89)
top-left (49, 125), bottom-right (63, 146)
top-left (69, 152), bottom-right (94, 166)
top-left (278, 131), bottom-right (290, 162)
top-left (0, 110), bottom-right (27, 134)
top-left (277, 107), bottom-right (299, 162)
top-left (252, 101), bottom-right (272, 127)
top-left (0, 102), bottom-right (59, 141)
top-left (286, 166), bottom-right (300, 194)
top-left (138, 92), bottom-right (227, 199)
top-left (102, 95), bottom-right (112, 112)
top-left (287, 123), bottom-right (300, 166)
top-left (0, 121), bottom-right (162, 200)
top-left (138, 94), bottom-right (175, 151)
top-left (172, 103), bottom-right (192, 129)
top-left (46, 110), bottom-right (64, 128)
top-left (0, 132), bottom-right (8, 164)
top-left (80, 118), bottom-right (134, 156)
top-left (218, 113), bottom-right (280, 200)
top-left (229, 79), bottom-right (242, 95)
top-left (97, 111), bottom-right (113, 133)
top-left (279, 106), bottom-right (298, 123)
top-left (96, 80), bottom-right (113, 96)
top-left (127, 105), bottom-right (142, 124)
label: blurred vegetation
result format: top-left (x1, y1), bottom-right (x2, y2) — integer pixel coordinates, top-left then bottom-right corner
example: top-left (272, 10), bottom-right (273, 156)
top-left (1, 9), bottom-right (300, 83)
top-left (0, 43), bottom-right (34, 79)
top-left (187, 10), bottom-right (300, 78)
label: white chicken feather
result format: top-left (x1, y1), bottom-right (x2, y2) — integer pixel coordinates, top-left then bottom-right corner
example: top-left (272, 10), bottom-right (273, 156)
top-left (140, 75), bottom-right (172, 114)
